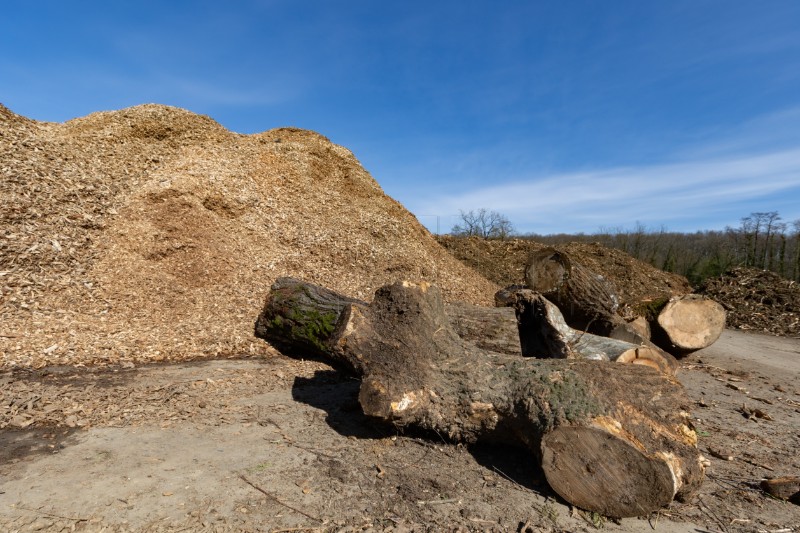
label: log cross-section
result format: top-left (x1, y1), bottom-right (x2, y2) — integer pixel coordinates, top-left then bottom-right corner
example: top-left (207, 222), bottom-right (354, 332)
top-left (255, 277), bottom-right (705, 518)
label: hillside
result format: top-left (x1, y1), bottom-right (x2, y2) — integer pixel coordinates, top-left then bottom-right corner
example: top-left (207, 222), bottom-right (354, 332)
top-left (0, 103), bottom-right (497, 369)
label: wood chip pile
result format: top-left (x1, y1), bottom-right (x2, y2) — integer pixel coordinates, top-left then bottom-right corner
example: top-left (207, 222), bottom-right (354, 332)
top-left (436, 236), bottom-right (692, 311)
top-left (1, 103), bottom-right (497, 369)
top-left (699, 267), bottom-right (800, 337)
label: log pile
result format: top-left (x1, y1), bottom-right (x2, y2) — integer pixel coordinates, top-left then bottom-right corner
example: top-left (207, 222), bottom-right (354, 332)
top-left (523, 248), bottom-right (726, 357)
top-left (256, 277), bottom-right (706, 518)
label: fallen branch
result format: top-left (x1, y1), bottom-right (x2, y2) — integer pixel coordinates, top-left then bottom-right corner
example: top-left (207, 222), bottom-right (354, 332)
top-left (239, 474), bottom-right (321, 523)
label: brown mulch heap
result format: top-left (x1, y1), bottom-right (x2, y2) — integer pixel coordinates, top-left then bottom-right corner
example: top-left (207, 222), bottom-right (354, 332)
top-left (0, 103), bottom-right (498, 369)
top-left (436, 236), bottom-right (691, 310)
top-left (698, 267), bottom-right (800, 337)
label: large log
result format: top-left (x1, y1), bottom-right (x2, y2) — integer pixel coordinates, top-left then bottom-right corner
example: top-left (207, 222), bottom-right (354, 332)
top-left (256, 279), bottom-right (674, 372)
top-left (445, 304), bottom-right (522, 355)
top-left (511, 289), bottom-right (678, 375)
top-left (524, 248), bottom-right (622, 336)
top-left (255, 278), bottom-right (704, 518)
top-left (255, 278), bottom-right (524, 358)
top-left (521, 251), bottom-right (673, 351)
top-left (648, 295), bottom-right (727, 356)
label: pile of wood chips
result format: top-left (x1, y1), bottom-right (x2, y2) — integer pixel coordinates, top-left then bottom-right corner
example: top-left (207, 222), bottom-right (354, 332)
top-left (436, 236), bottom-right (692, 311)
top-left (699, 267), bottom-right (800, 337)
top-left (1, 103), bottom-right (497, 370)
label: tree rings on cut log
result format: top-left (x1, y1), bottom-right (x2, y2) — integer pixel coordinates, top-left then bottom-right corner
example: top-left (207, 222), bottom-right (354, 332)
top-left (542, 424), bottom-right (678, 518)
top-left (654, 295), bottom-right (726, 355)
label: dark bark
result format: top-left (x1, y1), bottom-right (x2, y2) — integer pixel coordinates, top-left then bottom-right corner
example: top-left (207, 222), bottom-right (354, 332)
top-left (510, 289), bottom-right (678, 375)
top-left (256, 278), bottom-right (704, 518)
top-left (524, 248), bottom-right (622, 336)
top-left (760, 476), bottom-right (800, 502)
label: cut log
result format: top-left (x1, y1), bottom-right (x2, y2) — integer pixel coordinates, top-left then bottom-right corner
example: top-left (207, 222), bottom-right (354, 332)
top-left (650, 295), bottom-right (727, 356)
top-left (445, 304), bottom-right (522, 355)
top-left (760, 476), bottom-right (800, 502)
top-left (494, 284), bottom-right (526, 307)
top-left (511, 288), bottom-right (678, 375)
top-left (253, 278), bottom-right (363, 361)
top-left (256, 278), bottom-right (524, 358)
top-left (617, 316), bottom-right (652, 342)
top-left (524, 248), bottom-right (622, 336)
top-left (256, 278), bottom-right (704, 517)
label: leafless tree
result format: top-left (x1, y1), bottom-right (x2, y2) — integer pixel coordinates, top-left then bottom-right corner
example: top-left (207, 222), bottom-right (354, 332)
top-left (451, 209), bottom-right (514, 239)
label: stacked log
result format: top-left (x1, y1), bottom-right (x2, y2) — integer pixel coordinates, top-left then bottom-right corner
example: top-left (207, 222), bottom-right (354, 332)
top-left (524, 248), bottom-right (726, 357)
top-left (255, 277), bottom-right (705, 518)
top-left (509, 288), bottom-right (678, 376)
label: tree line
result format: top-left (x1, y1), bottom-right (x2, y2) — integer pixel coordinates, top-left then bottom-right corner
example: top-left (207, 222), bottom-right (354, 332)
top-left (449, 209), bottom-right (800, 286)
top-left (522, 212), bottom-right (800, 286)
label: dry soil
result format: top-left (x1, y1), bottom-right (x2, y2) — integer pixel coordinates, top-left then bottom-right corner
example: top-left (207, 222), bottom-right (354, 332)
top-left (1, 329), bottom-right (799, 532)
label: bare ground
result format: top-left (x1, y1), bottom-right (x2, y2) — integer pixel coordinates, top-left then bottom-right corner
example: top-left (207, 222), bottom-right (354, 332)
top-left (1, 330), bottom-right (798, 533)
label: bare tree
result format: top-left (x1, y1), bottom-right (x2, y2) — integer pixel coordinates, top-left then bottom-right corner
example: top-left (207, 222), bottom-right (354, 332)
top-left (761, 212), bottom-right (782, 269)
top-left (451, 209), bottom-right (514, 239)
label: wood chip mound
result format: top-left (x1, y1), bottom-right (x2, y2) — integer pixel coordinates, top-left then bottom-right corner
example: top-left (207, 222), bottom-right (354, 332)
top-left (698, 267), bottom-right (800, 337)
top-left (1, 103), bottom-right (497, 369)
top-left (436, 236), bottom-right (692, 310)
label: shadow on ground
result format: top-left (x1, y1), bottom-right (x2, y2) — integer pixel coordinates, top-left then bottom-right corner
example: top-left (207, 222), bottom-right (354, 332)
top-left (291, 369), bottom-right (552, 496)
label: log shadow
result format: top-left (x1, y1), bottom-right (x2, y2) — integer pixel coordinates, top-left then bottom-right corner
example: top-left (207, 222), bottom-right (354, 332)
top-left (291, 370), bottom-right (392, 440)
top-left (292, 371), bottom-right (552, 496)
top-left (468, 441), bottom-right (552, 495)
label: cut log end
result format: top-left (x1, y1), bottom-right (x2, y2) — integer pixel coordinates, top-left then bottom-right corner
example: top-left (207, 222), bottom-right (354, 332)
top-left (541, 425), bottom-right (678, 518)
top-left (614, 346), bottom-right (678, 376)
top-left (655, 295), bottom-right (726, 354)
top-left (525, 249), bottom-right (569, 293)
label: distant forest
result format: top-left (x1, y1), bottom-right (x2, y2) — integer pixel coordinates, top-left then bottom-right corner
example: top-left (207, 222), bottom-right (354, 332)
top-left (523, 212), bottom-right (800, 286)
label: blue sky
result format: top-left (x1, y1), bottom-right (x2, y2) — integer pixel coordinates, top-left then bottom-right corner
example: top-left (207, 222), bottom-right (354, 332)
top-left (3, 1), bottom-right (800, 234)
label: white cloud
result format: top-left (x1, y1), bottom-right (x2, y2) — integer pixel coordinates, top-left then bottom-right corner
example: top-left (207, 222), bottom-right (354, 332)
top-left (412, 147), bottom-right (800, 234)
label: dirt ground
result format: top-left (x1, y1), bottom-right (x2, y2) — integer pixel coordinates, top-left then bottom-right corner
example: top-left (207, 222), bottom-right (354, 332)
top-left (1, 330), bottom-right (798, 533)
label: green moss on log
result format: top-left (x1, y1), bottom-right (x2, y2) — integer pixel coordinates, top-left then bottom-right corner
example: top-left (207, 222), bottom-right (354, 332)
top-left (502, 362), bottom-right (603, 432)
top-left (634, 297), bottom-right (670, 322)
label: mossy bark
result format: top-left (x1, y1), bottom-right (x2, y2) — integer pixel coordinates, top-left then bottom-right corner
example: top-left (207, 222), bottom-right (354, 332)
top-left (256, 278), bottom-right (704, 518)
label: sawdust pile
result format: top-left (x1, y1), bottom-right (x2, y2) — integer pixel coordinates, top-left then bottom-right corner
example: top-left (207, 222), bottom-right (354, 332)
top-left (0, 103), bottom-right (497, 369)
top-left (699, 267), bottom-right (800, 338)
top-left (436, 236), bottom-right (692, 309)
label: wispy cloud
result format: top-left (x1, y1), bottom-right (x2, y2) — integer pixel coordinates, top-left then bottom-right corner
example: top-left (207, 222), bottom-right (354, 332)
top-left (412, 147), bottom-right (800, 234)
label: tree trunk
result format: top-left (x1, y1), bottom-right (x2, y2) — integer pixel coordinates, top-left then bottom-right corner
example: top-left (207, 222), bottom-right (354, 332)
top-left (524, 248), bottom-right (622, 336)
top-left (649, 295), bottom-right (726, 356)
top-left (445, 304), bottom-right (522, 355)
top-left (511, 289), bottom-right (678, 376)
top-left (255, 278), bottom-right (704, 518)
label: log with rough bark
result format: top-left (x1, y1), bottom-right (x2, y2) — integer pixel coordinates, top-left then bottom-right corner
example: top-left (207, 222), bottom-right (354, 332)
top-left (255, 277), bottom-right (524, 357)
top-left (511, 288), bottom-right (678, 375)
top-left (255, 277), bottom-right (704, 517)
top-left (647, 295), bottom-right (727, 356)
top-left (445, 304), bottom-right (522, 355)
top-left (524, 248), bottom-right (623, 336)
